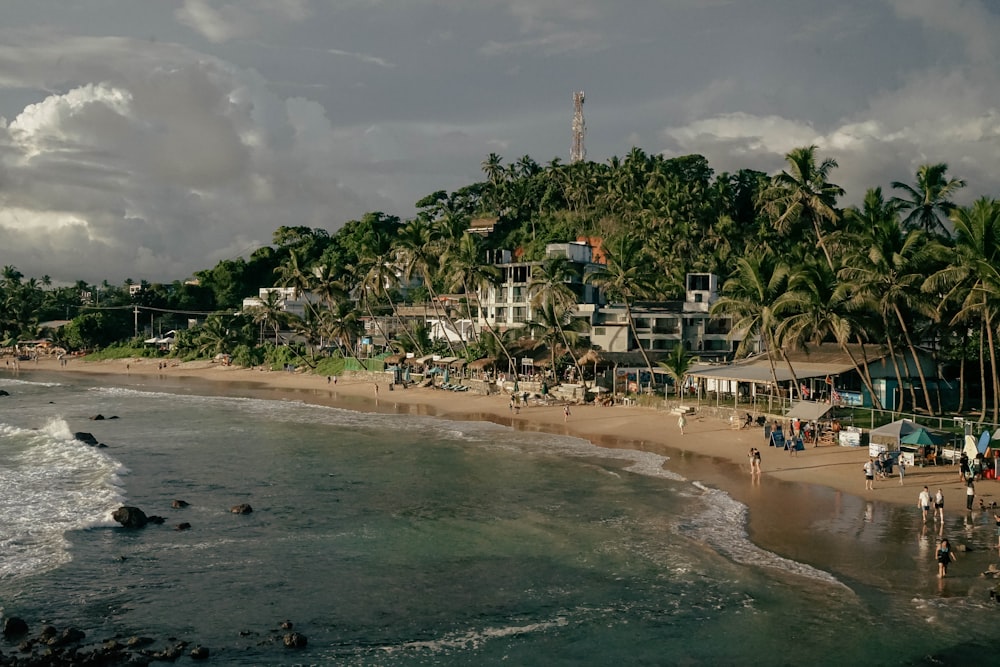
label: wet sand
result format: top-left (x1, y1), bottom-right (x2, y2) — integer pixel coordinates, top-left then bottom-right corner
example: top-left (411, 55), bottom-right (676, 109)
top-left (9, 354), bottom-right (1000, 586)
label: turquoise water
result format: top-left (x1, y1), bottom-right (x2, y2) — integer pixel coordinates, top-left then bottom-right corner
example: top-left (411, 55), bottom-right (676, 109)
top-left (1, 373), bottom-right (997, 665)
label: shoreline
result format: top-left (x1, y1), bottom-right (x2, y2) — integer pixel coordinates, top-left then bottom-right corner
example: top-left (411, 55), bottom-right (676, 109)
top-left (9, 355), bottom-right (991, 515)
top-left (9, 355), bottom-right (1000, 596)
top-left (5, 358), bottom-right (1000, 513)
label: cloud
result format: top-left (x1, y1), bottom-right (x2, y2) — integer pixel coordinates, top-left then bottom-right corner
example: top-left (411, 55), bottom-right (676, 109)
top-left (175, 0), bottom-right (313, 43)
top-left (0, 35), bottom-right (375, 283)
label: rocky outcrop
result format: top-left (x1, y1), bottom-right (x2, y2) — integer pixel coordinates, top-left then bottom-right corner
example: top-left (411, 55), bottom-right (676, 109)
top-left (171, 499), bottom-right (190, 508)
top-left (73, 432), bottom-right (99, 445)
top-left (2, 617), bottom-right (28, 638)
top-left (111, 506), bottom-right (148, 528)
top-left (283, 632), bottom-right (308, 648)
top-left (230, 503), bottom-right (253, 514)
top-left (0, 390), bottom-right (9, 397)
top-left (175, 522), bottom-right (192, 531)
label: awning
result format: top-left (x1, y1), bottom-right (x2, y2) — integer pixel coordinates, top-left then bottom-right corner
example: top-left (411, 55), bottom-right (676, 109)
top-left (436, 356), bottom-right (459, 364)
top-left (410, 354), bottom-right (435, 365)
top-left (450, 359), bottom-right (467, 369)
top-left (784, 401), bottom-right (834, 421)
top-left (383, 353), bottom-right (405, 365)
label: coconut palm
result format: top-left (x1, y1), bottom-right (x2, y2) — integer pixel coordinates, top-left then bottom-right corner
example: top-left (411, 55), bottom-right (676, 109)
top-left (525, 299), bottom-right (589, 380)
top-left (584, 235), bottom-right (658, 386)
top-left (762, 145), bottom-right (844, 270)
top-left (657, 344), bottom-right (694, 398)
top-left (839, 202), bottom-right (944, 414)
top-left (710, 252), bottom-right (792, 398)
top-left (396, 218), bottom-right (460, 357)
top-left (247, 290), bottom-right (289, 346)
top-left (891, 163), bottom-right (966, 238)
top-left (926, 198), bottom-right (1000, 420)
top-left (528, 255), bottom-right (588, 386)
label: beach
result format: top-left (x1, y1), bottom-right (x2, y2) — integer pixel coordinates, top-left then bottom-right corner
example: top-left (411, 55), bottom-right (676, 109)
top-left (4, 356), bottom-right (1000, 665)
top-left (14, 354), bottom-right (988, 515)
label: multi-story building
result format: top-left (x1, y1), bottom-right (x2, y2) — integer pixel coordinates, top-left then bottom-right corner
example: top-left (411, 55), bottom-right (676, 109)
top-left (241, 287), bottom-right (319, 319)
top-left (586, 273), bottom-right (738, 362)
top-left (476, 242), bottom-right (603, 332)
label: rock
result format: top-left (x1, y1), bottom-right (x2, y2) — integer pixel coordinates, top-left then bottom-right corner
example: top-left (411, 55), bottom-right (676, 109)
top-left (190, 645), bottom-right (210, 660)
top-left (98, 443), bottom-right (109, 448)
top-left (230, 503), bottom-right (253, 514)
top-left (109, 415), bottom-right (120, 419)
top-left (0, 389), bottom-right (10, 396)
top-left (125, 636), bottom-right (155, 648)
top-left (283, 632), bottom-right (308, 648)
top-left (39, 625), bottom-right (58, 640)
top-left (279, 620), bottom-right (294, 630)
top-left (90, 414), bottom-right (105, 420)
top-left (47, 627), bottom-right (85, 646)
top-left (74, 431), bottom-right (99, 446)
top-left (147, 515), bottom-right (165, 525)
top-left (175, 522), bottom-right (191, 531)
top-left (112, 506), bottom-right (149, 528)
top-left (171, 499), bottom-right (190, 508)
top-left (2, 616), bottom-right (29, 638)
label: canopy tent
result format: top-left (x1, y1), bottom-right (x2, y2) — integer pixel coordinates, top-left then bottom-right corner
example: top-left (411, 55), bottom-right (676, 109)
top-left (869, 418), bottom-right (919, 447)
top-left (784, 401), bottom-right (834, 421)
top-left (900, 428), bottom-right (944, 446)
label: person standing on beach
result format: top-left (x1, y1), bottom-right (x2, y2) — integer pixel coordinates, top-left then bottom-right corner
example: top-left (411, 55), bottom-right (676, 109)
top-left (864, 458), bottom-right (875, 490)
top-left (966, 478), bottom-right (976, 511)
top-left (918, 486), bottom-right (932, 523)
top-left (937, 538), bottom-right (956, 577)
top-left (677, 413), bottom-right (687, 435)
top-left (564, 405), bottom-right (571, 422)
top-left (898, 456), bottom-right (906, 485)
top-left (935, 489), bottom-right (945, 522)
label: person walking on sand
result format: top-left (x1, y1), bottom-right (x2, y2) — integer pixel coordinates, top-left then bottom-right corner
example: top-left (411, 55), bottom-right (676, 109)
top-left (918, 486), bottom-right (932, 523)
top-left (677, 413), bottom-right (687, 435)
top-left (966, 478), bottom-right (976, 511)
top-left (937, 538), bottom-right (956, 578)
top-left (863, 458), bottom-right (875, 490)
top-left (898, 456), bottom-right (906, 485)
top-left (935, 489), bottom-right (945, 522)
top-left (564, 405), bottom-right (571, 422)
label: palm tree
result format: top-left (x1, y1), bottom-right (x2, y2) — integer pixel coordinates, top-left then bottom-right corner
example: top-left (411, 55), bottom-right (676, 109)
top-left (355, 232), bottom-right (422, 354)
top-left (319, 299), bottom-right (366, 367)
top-left (528, 255), bottom-right (589, 386)
top-left (710, 252), bottom-right (792, 399)
top-left (775, 256), bottom-right (883, 409)
top-left (585, 235), bottom-right (658, 387)
top-left (247, 290), bottom-right (289, 345)
top-left (839, 202), bottom-right (943, 414)
top-left (892, 163), bottom-right (966, 237)
top-left (926, 198), bottom-right (1000, 420)
top-left (396, 218), bottom-right (460, 357)
top-left (657, 344), bottom-right (694, 398)
top-left (762, 145), bottom-right (844, 269)
top-left (525, 299), bottom-right (589, 380)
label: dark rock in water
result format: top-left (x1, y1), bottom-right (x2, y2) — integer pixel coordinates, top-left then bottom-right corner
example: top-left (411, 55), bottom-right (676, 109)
top-left (230, 503), bottom-right (253, 514)
top-left (283, 632), bottom-right (308, 648)
top-left (74, 431), bottom-right (99, 446)
top-left (109, 415), bottom-right (120, 419)
top-left (175, 522), bottom-right (191, 531)
top-left (280, 620), bottom-right (294, 630)
top-left (97, 443), bottom-right (108, 448)
top-left (190, 644), bottom-right (210, 660)
top-left (112, 506), bottom-right (149, 528)
top-left (0, 389), bottom-right (10, 396)
top-left (2, 616), bottom-right (29, 638)
top-left (171, 499), bottom-right (190, 508)
top-left (47, 626), bottom-right (85, 646)
top-left (90, 414), bottom-right (105, 420)
top-left (125, 636), bottom-right (155, 648)
top-left (38, 625), bottom-right (57, 640)
top-left (147, 515), bottom-right (165, 525)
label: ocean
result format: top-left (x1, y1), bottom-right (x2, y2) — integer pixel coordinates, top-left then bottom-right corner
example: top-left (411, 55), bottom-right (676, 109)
top-left (1, 372), bottom-right (998, 666)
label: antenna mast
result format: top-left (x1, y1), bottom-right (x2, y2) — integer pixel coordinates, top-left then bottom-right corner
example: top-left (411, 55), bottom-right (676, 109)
top-left (571, 91), bottom-right (586, 163)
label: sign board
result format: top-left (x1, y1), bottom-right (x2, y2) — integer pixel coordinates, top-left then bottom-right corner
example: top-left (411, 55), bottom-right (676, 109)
top-left (839, 428), bottom-right (862, 447)
top-left (521, 358), bottom-right (534, 366)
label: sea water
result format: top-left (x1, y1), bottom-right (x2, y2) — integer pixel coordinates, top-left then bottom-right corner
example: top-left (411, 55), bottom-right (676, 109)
top-left (0, 373), bottom-right (997, 665)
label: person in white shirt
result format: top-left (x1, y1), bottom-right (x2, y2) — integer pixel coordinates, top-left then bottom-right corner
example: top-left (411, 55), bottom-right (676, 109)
top-left (918, 486), bottom-right (932, 523)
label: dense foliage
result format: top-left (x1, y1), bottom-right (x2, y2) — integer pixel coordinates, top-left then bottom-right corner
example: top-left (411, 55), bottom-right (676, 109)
top-left (3, 145), bottom-right (999, 419)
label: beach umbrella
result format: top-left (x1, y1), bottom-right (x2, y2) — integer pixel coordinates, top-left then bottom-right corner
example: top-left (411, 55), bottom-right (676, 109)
top-left (900, 428), bottom-right (942, 446)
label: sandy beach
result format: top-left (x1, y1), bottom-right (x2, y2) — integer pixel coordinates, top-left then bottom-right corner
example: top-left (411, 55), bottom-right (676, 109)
top-left (11, 354), bottom-right (990, 520)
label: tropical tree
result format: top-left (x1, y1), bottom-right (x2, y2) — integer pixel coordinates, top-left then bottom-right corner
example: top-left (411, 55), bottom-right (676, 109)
top-left (396, 218), bottom-right (460, 357)
top-left (528, 255), bottom-right (588, 386)
top-left (525, 299), bottom-right (589, 381)
top-left (585, 235), bottom-right (658, 386)
top-left (891, 163), bottom-right (966, 237)
top-left (710, 252), bottom-right (792, 398)
top-left (926, 198), bottom-right (1000, 420)
top-left (657, 344), bottom-right (694, 398)
top-left (247, 290), bottom-right (290, 345)
top-left (761, 145), bottom-right (844, 269)
top-left (839, 202), bottom-right (943, 414)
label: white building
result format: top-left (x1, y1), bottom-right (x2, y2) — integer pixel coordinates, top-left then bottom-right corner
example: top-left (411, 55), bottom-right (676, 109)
top-left (241, 287), bottom-right (319, 319)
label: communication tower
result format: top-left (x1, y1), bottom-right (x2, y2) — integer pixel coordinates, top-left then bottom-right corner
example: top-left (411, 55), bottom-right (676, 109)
top-left (571, 91), bottom-right (586, 163)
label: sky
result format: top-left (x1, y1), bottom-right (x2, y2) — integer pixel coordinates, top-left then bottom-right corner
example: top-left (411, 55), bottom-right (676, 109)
top-left (1, 0), bottom-right (999, 285)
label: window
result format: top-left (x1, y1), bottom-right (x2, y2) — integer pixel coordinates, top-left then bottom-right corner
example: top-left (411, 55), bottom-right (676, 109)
top-left (594, 327), bottom-right (606, 336)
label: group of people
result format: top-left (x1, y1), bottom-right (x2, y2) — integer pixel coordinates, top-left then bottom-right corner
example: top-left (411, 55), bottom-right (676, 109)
top-left (747, 447), bottom-right (762, 475)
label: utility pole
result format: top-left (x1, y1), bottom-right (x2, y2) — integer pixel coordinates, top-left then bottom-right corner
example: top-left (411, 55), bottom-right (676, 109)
top-left (134, 306), bottom-right (139, 338)
top-left (571, 91), bottom-right (586, 163)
